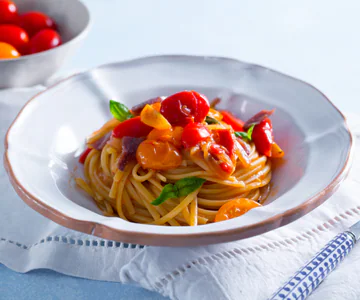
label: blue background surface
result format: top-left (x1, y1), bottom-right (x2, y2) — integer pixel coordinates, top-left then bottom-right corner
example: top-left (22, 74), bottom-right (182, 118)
top-left (0, 264), bottom-right (166, 299)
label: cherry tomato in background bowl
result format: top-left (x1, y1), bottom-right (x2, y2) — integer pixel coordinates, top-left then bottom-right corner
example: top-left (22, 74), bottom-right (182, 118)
top-left (18, 11), bottom-right (57, 37)
top-left (0, 0), bottom-right (17, 24)
top-left (0, 25), bottom-right (28, 54)
top-left (29, 29), bottom-right (61, 54)
top-left (0, 41), bottom-right (20, 58)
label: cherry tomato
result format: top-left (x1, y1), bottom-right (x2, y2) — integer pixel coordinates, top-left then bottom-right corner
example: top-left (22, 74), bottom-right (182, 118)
top-left (19, 11), bottom-right (57, 37)
top-left (79, 148), bottom-right (92, 164)
top-left (252, 118), bottom-right (273, 157)
top-left (270, 142), bottom-right (284, 158)
top-left (0, 41), bottom-right (19, 59)
top-left (213, 129), bottom-right (235, 155)
top-left (136, 140), bottom-right (182, 170)
top-left (112, 116), bottom-right (152, 139)
top-left (0, 1), bottom-right (17, 24)
top-left (221, 111), bottom-right (244, 131)
top-left (0, 25), bottom-right (29, 54)
top-left (160, 91), bottom-right (210, 126)
top-left (29, 29), bottom-right (61, 54)
top-left (181, 122), bottom-right (211, 148)
top-left (147, 126), bottom-right (183, 147)
top-left (215, 198), bottom-right (261, 222)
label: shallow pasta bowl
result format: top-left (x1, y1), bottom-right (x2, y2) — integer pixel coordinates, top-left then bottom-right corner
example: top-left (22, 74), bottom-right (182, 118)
top-left (4, 55), bottom-right (353, 246)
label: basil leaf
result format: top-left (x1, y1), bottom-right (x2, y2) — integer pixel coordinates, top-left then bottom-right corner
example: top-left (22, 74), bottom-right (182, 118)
top-left (151, 184), bottom-right (178, 206)
top-left (205, 116), bottom-right (219, 124)
top-left (109, 100), bottom-right (133, 121)
top-left (151, 177), bottom-right (206, 206)
top-left (247, 124), bottom-right (255, 140)
top-left (175, 177), bottom-right (206, 197)
top-left (235, 131), bottom-right (248, 139)
top-left (235, 124), bottom-right (255, 141)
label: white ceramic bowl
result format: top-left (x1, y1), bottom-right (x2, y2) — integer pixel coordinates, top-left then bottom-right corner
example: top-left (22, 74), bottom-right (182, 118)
top-left (0, 0), bottom-right (90, 88)
top-left (4, 55), bottom-right (353, 246)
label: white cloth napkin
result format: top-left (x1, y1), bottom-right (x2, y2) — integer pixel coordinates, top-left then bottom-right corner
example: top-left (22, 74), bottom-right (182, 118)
top-left (2, 87), bottom-right (360, 300)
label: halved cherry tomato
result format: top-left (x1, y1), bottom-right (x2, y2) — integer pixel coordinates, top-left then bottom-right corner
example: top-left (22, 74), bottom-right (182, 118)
top-left (0, 41), bottom-right (19, 58)
top-left (0, 1), bottom-right (17, 25)
top-left (160, 91), bottom-right (210, 126)
top-left (112, 116), bottom-right (152, 139)
top-left (270, 142), bottom-right (284, 158)
top-left (221, 111), bottom-right (244, 131)
top-left (147, 126), bottom-right (183, 147)
top-left (0, 25), bottom-right (28, 54)
top-left (252, 118), bottom-right (273, 157)
top-left (140, 104), bottom-right (171, 130)
top-left (136, 140), bottom-right (182, 170)
top-left (18, 11), bottom-right (57, 37)
top-left (181, 122), bottom-right (211, 148)
top-left (213, 129), bottom-right (235, 155)
top-left (215, 198), bottom-right (261, 222)
top-left (79, 148), bottom-right (92, 164)
top-left (29, 29), bottom-right (61, 54)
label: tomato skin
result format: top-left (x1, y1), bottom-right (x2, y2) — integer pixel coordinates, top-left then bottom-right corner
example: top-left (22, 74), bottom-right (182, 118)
top-left (160, 91), bottom-right (210, 126)
top-left (215, 198), bottom-right (261, 222)
top-left (252, 118), bottom-right (273, 157)
top-left (19, 11), bottom-right (56, 37)
top-left (0, 41), bottom-right (19, 58)
top-left (79, 148), bottom-right (92, 164)
top-left (214, 129), bottom-right (235, 155)
top-left (136, 140), bottom-right (182, 170)
top-left (0, 1), bottom-right (17, 25)
top-left (181, 122), bottom-right (211, 148)
top-left (0, 25), bottom-right (28, 54)
top-left (29, 29), bottom-right (61, 54)
top-left (221, 111), bottom-right (244, 131)
top-left (112, 116), bottom-right (153, 139)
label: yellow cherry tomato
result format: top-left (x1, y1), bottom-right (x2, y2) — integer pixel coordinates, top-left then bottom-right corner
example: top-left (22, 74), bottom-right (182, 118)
top-left (215, 198), bottom-right (261, 222)
top-left (0, 41), bottom-right (20, 59)
top-left (140, 104), bottom-right (171, 130)
top-left (136, 140), bottom-right (182, 170)
top-left (270, 142), bottom-right (285, 158)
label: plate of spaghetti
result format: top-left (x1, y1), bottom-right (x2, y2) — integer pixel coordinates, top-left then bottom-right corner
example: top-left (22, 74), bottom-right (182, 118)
top-left (4, 55), bottom-right (353, 246)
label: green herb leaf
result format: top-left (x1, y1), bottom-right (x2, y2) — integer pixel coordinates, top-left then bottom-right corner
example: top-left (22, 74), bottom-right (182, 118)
top-left (247, 124), bottom-right (255, 140)
top-left (151, 184), bottom-right (178, 206)
top-left (151, 177), bottom-right (206, 206)
top-left (205, 116), bottom-right (219, 125)
top-left (175, 177), bottom-right (206, 197)
top-left (235, 124), bottom-right (255, 142)
top-left (235, 131), bottom-right (248, 139)
top-left (109, 100), bottom-right (133, 121)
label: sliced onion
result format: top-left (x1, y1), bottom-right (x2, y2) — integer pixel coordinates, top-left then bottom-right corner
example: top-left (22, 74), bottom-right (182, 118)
top-left (131, 97), bottom-right (163, 116)
top-left (243, 109), bottom-right (274, 130)
top-left (88, 132), bottom-right (111, 150)
top-left (118, 136), bottom-right (145, 171)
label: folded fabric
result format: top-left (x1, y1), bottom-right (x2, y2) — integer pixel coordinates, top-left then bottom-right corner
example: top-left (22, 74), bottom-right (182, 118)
top-left (1, 87), bottom-right (360, 300)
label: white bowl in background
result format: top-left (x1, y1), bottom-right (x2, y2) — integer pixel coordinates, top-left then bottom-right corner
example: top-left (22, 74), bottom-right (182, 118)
top-left (0, 0), bottom-right (90, 88)
top-left (4, 55), bottom-right (353, 246)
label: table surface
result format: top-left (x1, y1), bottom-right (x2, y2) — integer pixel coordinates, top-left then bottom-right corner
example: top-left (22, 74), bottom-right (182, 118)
top-left (2, 0), bottom-right (360, 299)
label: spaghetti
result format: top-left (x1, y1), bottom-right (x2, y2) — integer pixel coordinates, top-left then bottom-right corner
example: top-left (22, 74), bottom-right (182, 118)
top-left (76, 90), bottom-right (284, 226)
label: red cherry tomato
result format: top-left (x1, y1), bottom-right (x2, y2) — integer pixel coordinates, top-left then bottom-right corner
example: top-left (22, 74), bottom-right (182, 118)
top-left (79, 148), bottom-right (92, 164)
top-left (160, 91), bottom-right (210, 126)
top-left (221, 111), bottom-right (244, 131)
top-left (252, 118), bottom-right (273, 157)
top-left (214, 129), bottom-right (235, 155)
top-left (0, 41), bottom-right (19, 59)
top-left (29, 29), bottom-right (61, 54)
top-left (112, 116), bottom-right (153, 139)
top-left (0, 25), bottom-right (29, 54)
top-left (181, 122), bottom-right (211, 148)
top-left (0, 0), bottom-right (17, 24)
top-left (19, 11), bottom-right (57, 37)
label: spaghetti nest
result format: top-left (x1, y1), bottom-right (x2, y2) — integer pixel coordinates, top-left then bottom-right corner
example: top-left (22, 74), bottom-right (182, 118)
top-left (76, 91), bottom-right (283, 226)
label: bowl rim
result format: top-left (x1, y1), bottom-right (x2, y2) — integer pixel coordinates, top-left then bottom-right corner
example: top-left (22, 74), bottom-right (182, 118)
top-left (0, 0), bottom-right (91, 62)
top-left (3, 55), bottom-right (354, 246)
